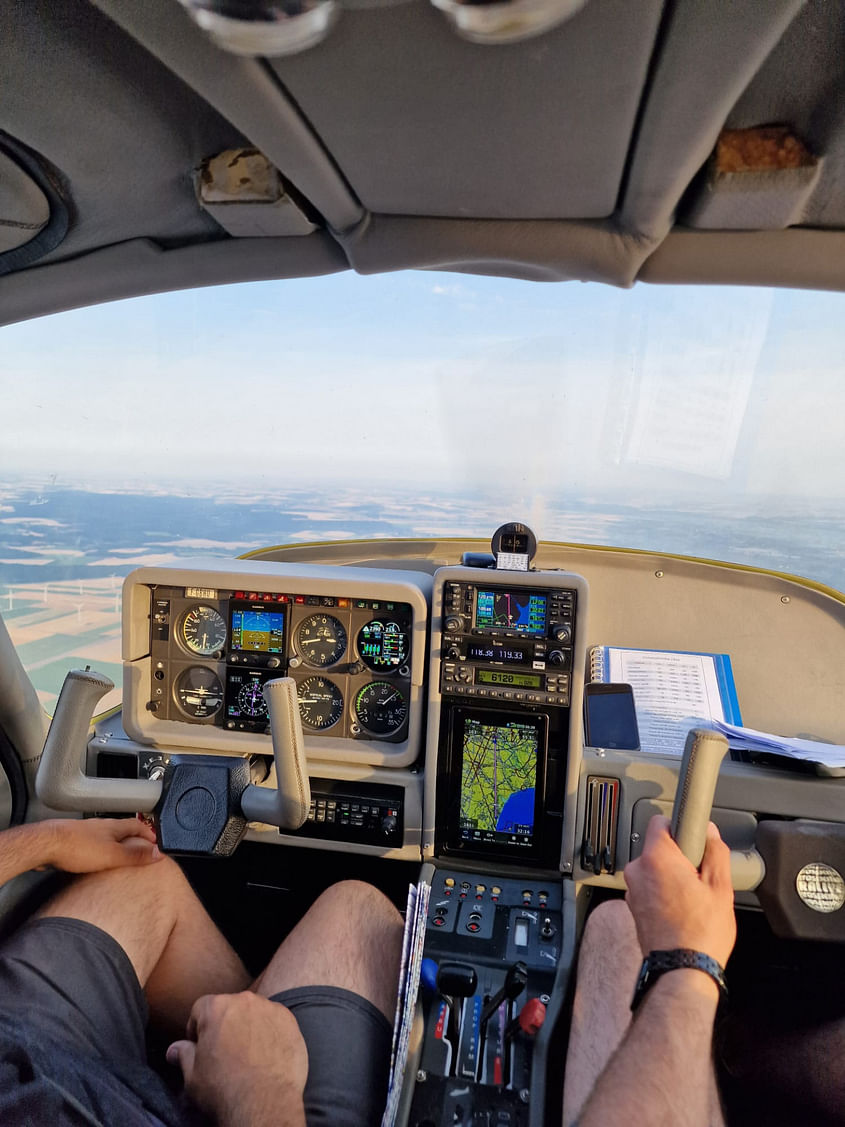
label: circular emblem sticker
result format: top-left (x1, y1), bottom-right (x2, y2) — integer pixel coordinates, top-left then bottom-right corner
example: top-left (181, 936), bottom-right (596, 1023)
top-left (795, 863), bottom-right (845, 913)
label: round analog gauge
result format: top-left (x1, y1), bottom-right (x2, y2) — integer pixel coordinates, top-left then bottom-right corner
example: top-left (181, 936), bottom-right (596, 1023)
top-left (296, 614), bottom-right (347, 667)
top-left (175, 666), bottom-right (223, 719)
top-left (354, 681), bottom-right (408, 737)
top-left (297, 676), bottom-right (344, 731)
top-left (357, 620), bottom-right (409, 673)
top-left (237, 679), bottom-right (268, 719)
top-left (180, 605), bottom-right (227, 657)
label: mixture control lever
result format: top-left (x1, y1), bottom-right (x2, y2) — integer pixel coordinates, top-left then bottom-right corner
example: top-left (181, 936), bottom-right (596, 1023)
top-left (479, 961), bottom-right (528, 1027)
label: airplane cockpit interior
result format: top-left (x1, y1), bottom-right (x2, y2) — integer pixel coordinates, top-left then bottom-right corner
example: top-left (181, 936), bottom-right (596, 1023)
top-left (3, 2), bottom-right (845, 1126)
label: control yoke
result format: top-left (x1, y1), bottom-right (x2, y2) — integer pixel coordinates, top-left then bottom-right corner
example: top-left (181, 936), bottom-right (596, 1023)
top-left (671, 728), bottom-right (765, 890)
top-left (36, 669), bottom-right (311, 849)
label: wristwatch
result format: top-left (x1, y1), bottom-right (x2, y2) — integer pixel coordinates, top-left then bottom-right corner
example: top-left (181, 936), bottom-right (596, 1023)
top-left (630, 948), bottom-right (728, 1012)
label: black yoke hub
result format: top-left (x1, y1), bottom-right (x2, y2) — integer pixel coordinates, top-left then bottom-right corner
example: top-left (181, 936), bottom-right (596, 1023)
top-left (154, 755), bottom-right (251, 857)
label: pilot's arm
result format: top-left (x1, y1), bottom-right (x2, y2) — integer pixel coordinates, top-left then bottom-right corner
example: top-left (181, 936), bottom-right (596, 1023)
top-left (577, 816), bottom-right (736, 1127)
top-left (0, 817), bottom-right (161, 885)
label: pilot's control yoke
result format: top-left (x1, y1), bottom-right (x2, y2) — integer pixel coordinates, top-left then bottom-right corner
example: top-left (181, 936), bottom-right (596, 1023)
top-left (36, 668), bottom-right (311, 855)
top-left (671, 728), bottom-right (765, 889)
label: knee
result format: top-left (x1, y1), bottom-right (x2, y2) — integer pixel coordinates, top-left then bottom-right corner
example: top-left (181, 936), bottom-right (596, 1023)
top-left (313, 880), bottom-right (403, 930)
top-left (582, 898), bottom-right (636, 950)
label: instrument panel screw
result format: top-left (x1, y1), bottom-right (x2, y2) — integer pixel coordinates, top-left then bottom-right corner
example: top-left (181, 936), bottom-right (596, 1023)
top-left (519, 1088), bottom-right (530, 1103)
top-left (654, 570), bottom-right (664, 578)
top-left (781, 595), bottom-right (790, 604)
top-left (416, 1070), bottom-right (427, 1083)
top-left (631, 832), bottom-right (641, 843)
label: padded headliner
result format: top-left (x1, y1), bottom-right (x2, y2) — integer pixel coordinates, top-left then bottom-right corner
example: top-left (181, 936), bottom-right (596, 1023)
top-left (3, 0), bottom-right (845, 320)
top-left (270, 0), bottom-right (663, 220)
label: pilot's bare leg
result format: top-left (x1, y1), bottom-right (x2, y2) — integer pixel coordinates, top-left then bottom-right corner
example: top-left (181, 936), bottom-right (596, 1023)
top-left (35, 854), bottom-right (250, 1035)
top-left (562, 899), bottom-right (725, 1127)
top-left (252, 879), bottom-right (403, 1022)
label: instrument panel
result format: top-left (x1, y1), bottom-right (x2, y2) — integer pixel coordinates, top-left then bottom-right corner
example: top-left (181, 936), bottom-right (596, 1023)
top-left (121, 560), bottom-right (432, 770)
top-left (151, 588), bottom-right (414, 741)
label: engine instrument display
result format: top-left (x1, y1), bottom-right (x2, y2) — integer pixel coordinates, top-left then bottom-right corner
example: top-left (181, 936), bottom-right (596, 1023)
top-left (354, 682), bottom-right (408, 736)
top-left (474, 589), bottom-right (547, 635)
top-left (298, 676), bottom-right (344, 730)
top-left (357, 620), bottom-right (409, 672)
top-left (297, 614), bottom-right (347, 667)
top-left (175, 666), bottom-right (224, 718)
top-left (180, 605), bottom-right (227, 656)
top-left (230, 605), bottom-right (284, 653)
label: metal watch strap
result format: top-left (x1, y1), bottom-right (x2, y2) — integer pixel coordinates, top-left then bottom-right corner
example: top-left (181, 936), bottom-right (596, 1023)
top-left (630, 948), bottom-right (728, 1012)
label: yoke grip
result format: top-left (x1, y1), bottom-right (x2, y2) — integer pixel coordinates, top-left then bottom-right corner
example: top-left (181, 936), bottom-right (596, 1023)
top-left (36, 668), bottom-right (161, 813)
top-left (241, 677), bottom-right (310, 829)
top-left (671, 728), bottom-right (729, 867)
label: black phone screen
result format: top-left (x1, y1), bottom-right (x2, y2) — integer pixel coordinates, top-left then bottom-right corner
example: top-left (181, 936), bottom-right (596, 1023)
top-left (584, 684), bottom-right (639, 750)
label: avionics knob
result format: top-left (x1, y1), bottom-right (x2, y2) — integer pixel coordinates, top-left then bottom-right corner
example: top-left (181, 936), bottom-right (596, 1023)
top-left (548, 650), bottom-right (566, 666)
top-left (444, 615), bottom-right (463, 632)
top-left (446, 645), bottom-right (461, 660)
top-left (552, 624), bottom-right (572, 644)
top-left (381, 814), bottom-right (398, 836)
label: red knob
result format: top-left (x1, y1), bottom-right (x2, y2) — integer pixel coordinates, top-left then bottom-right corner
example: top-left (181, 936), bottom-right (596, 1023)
top-left (518, 997), bottom-right (547, 1036)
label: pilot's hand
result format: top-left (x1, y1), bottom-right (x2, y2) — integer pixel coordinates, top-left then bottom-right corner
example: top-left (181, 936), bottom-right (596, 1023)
top-left (624, 815), bottom-right (736, 968)
top-left (167, 991), bottom-right (308, 1127)
top-left (43, 816), bottom-right (161, 872)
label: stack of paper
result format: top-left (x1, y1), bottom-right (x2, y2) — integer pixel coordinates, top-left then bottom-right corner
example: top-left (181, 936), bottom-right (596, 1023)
top-left (713, 719), bottom-right (845, 771)
top-left (381, 880), bottom-right (431, 1127)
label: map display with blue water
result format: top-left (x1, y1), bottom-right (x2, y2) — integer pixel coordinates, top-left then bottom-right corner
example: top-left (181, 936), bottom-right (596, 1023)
top-left (459, 717), bottom-right (538, 842)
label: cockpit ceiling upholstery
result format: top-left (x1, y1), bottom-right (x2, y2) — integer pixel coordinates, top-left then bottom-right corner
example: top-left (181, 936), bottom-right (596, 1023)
top-left (268, 1), bottom-right (664, 220)
top-left (723, 0), bottom-right (845, 230)
top-left (2, 0), bottom-right (845, 326)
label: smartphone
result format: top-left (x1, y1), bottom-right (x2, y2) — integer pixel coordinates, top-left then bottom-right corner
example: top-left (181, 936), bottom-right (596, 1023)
top-left (584, 682), bottom-right (640, 750)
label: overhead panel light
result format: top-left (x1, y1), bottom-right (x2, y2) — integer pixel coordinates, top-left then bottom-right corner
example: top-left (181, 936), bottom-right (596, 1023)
top-left (430, 0), bottom-right (589, 44)
top-left (176, 0), bottom-right (338, 57)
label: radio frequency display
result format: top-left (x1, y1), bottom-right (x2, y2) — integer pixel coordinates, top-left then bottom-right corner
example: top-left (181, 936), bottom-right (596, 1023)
top-left (467, 641), bottom-right (531, 664)
top-left (475, 589), bottom-right (547, 635)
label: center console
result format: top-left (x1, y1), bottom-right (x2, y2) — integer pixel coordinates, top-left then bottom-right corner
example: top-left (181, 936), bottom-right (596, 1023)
top-left (408, 546), bottom-right (589, 1127)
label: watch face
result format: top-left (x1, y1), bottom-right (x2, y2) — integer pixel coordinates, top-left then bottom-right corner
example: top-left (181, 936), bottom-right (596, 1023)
top-left (795, 862), bottom-right (845, 913)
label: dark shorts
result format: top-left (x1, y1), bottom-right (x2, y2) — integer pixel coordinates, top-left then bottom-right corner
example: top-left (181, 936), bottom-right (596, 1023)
top-left (0, 917), bottom-right (392, 1127)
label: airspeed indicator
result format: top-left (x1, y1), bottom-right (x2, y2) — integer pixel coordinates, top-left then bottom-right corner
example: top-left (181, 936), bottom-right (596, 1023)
top-left (180, 605), bottom-right (226, 656)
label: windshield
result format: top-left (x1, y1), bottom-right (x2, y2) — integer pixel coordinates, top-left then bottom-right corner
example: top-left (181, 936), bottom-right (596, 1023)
top-left (3, 273), bottom-right (844, 712)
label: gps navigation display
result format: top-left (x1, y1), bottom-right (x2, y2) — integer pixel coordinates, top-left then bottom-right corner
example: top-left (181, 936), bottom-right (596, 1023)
top-left (474, 588), bottom-right (547, 635)
top-left (230, 605), bottom-right (285, 653)
top-left (456, 712), bottom-right (544, 851)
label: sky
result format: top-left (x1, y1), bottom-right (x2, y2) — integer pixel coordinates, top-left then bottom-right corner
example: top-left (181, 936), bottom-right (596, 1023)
top-left (3, 270), bottom-right (845, 504)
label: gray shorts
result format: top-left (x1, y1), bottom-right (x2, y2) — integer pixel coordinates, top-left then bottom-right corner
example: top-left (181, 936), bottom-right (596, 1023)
top-left (0, 917), bottom-right (392, 1127)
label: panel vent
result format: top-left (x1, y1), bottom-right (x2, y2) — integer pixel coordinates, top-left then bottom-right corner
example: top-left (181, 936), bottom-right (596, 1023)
top-left (581, 775), bottom-right (620, 875)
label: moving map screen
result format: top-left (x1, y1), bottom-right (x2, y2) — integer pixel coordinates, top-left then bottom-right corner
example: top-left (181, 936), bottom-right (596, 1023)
top-left (455, 711), bottom-right (545, 853)
top-left (474, 588), bottom-right (547, 634)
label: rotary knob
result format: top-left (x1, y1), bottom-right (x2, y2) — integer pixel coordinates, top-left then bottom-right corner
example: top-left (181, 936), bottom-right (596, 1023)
top-left (444, 615), bottom-right (463, 632)
top-left (548, 650), bottom-right (566, 666)
top-left (552, 624), bottom-right (572, 644)
top-left (381, 814), bottom-right (398, 836)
